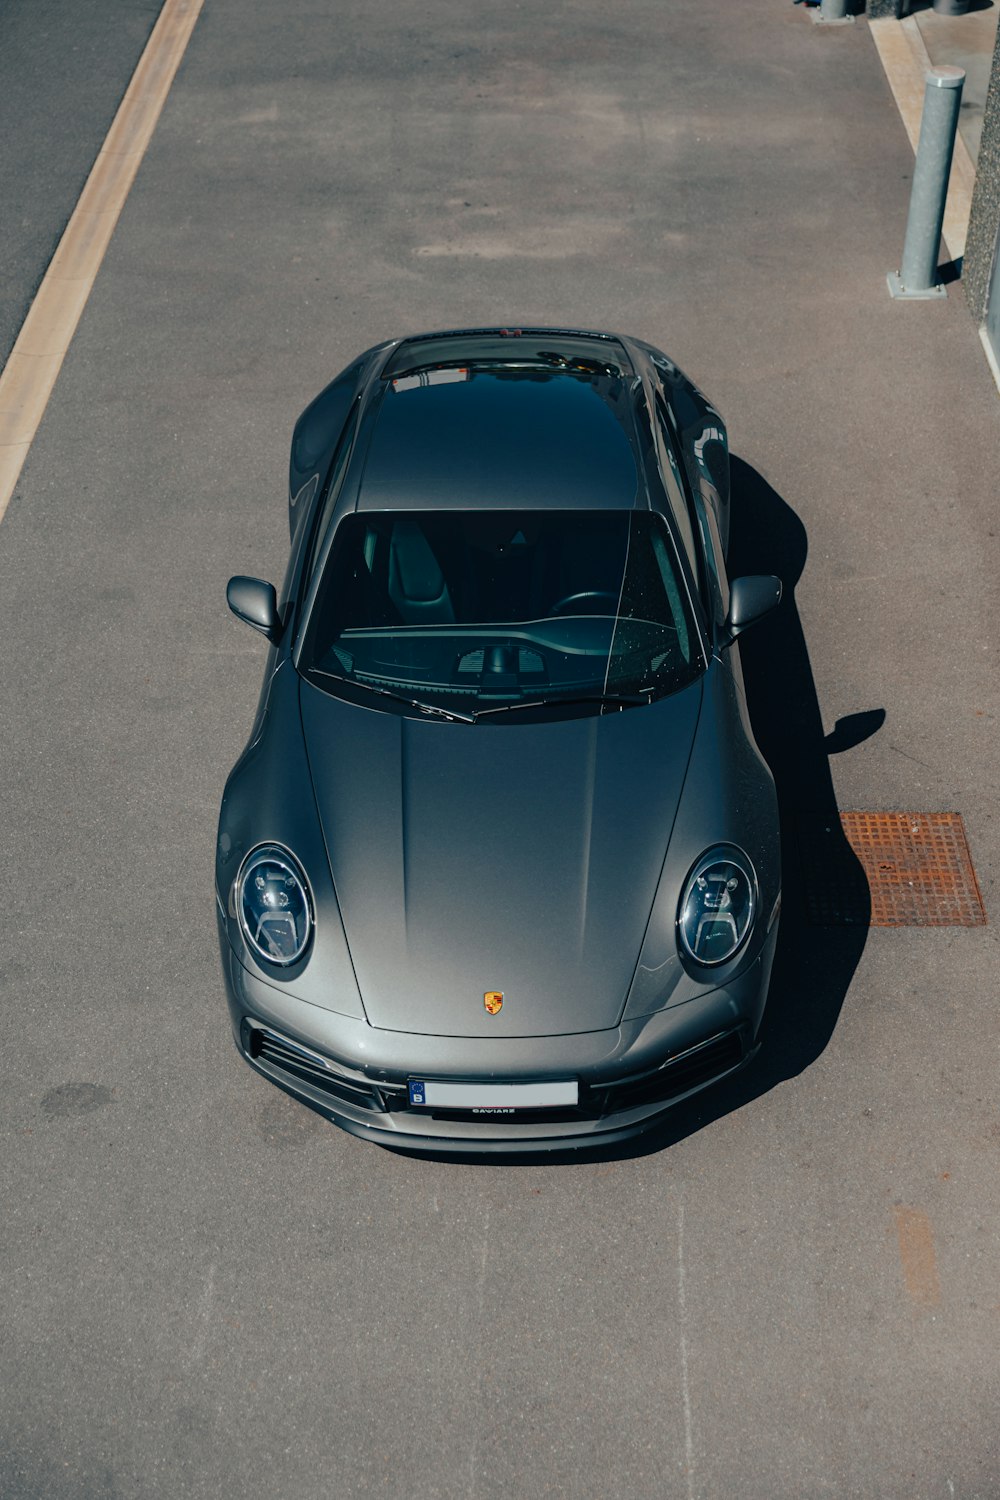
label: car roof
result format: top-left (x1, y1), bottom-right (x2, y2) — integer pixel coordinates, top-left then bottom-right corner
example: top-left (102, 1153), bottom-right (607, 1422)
top-left (354, 328), bottom-right (645, 513)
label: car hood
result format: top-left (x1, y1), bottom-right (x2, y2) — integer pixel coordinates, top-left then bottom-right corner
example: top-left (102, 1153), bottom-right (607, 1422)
top-left (299, 678), bottom-right (702, 1038)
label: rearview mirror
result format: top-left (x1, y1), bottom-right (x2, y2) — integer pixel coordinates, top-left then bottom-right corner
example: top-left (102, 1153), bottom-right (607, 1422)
top-left (723, 575), bottom-right (782, 644)
top-left (226, 576), bottom-right (282, 642)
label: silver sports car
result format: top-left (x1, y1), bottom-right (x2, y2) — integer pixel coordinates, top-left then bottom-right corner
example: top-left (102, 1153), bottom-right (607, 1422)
top-left (216, 327), bottom-right (782, 1153)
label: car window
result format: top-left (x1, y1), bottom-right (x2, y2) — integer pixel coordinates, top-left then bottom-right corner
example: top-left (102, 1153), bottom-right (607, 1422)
top-left (654, 394), bottom-right (731, 628)
top-left (299, 509), bottom-right (704, 719)
top-left (691, 482), bottom-right (730, 630)
top-left (653, 395), bottom-right (700, 585)
top-left (300, 406), bottom-right (359, 591)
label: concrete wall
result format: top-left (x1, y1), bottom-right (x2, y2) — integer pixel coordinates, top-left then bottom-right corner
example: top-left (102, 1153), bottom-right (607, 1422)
top-left (964, 15), bottom-right (1000, 327)
top-left (867, 0), bottom-right (903, 20)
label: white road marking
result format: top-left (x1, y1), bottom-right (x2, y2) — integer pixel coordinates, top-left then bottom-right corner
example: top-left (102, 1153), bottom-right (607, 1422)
top-left (185, 1261), bottom-right (217, 1368)
top-left (467, 1204), bottom-right (491, 1498)
top-left (0, 0), bottom-right (205, 527)
top-left (678, 1199), bottom-right (695, 1500)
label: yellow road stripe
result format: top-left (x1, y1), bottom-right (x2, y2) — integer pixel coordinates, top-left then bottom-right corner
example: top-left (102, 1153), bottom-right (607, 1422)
top-left (0, 0), bottom-right (204, 523)
top-left (869, 15), bottom-right (977, 262)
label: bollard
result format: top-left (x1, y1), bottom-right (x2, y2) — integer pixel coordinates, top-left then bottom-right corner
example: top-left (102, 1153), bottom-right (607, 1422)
top-left (813, 0), bottom-right (854, 23)
top-left (888, 66), bottom-right (965, 299)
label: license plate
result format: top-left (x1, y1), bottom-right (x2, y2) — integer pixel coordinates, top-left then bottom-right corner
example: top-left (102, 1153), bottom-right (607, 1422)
top-left (407, 1079), bottom-right (578, 1111)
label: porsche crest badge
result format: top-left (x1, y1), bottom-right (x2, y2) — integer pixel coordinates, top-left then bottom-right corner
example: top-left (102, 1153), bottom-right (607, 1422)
top-left (484, 991), bottom-right (503, 1015)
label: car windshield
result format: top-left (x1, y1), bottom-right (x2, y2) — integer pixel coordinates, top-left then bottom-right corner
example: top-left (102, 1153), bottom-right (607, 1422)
top-left (299, 509), bottom-right (702, 720)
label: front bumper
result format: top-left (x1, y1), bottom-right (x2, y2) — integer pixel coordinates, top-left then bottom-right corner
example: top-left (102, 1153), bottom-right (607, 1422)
top-left (218, 917), bottom-right (777, 1154)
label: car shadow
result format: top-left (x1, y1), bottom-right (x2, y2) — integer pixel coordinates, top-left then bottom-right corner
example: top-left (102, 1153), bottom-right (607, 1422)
top-left (904, 0), bottom-right (993, 13)
top-left (403, 458), bottom-right (878, 1168)
top-left (583, 457), bottom-right (876, 1161)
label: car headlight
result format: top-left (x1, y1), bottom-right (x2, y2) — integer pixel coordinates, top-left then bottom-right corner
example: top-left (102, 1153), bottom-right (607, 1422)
top-left (236, 845), bottom-right (313, 967)
top-left (677, 845), bottom-right (756, 968)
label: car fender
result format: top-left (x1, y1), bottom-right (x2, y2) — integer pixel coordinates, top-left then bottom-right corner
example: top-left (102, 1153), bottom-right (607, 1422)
top-left (621, 657), bottom-right (779, 1022)
top-left (216, 662), bottom-right (367, 1021)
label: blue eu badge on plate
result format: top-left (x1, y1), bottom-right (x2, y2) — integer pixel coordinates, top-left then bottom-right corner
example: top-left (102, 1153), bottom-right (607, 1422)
top-left (408, 1081), bottom-right (426, 1106)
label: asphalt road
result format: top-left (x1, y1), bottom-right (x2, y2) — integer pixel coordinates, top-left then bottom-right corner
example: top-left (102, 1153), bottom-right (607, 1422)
top-left (0, 0), bottom-right (161, 370)
top-left (3, 2), bottom-right (1000, 1497)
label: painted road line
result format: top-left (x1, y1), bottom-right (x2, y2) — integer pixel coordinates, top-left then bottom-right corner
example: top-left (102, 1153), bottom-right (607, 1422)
top-left (0, 0), bottom-right (204, 526)
top-left (870, 16), bottom-right (977, 263)
top-left (893, 1205), bottom-right (942, 1309)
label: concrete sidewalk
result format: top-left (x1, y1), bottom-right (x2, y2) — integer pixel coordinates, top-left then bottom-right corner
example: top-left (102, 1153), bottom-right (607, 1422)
top-left (914, 0), bottom-right (999, 161)
top-left (869, 1), bottom-right (999, 269)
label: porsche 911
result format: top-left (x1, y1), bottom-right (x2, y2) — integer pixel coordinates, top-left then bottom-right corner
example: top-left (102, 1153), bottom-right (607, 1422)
top-left (216, 327), bottom-right (782, 1153)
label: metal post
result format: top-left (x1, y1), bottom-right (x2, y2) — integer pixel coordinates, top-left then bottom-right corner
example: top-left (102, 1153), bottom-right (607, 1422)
top-left (888, 66), bottom-right (965, 299)
top-left (814, 0), bottom-right (854, 24)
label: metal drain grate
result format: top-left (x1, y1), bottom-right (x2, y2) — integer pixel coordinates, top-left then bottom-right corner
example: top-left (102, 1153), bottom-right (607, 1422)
top-left (796, 812), bottom-right (987, 927)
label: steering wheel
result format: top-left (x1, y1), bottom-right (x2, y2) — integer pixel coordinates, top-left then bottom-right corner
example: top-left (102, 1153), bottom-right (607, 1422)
top-left (549, 590), bottom-right (621, 616)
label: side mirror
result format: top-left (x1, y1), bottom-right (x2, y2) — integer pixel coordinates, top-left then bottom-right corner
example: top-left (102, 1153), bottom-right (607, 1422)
top-left (226, 576), bottom-right (282, 642)
top-left (723, 575), bottom-right (782, 645)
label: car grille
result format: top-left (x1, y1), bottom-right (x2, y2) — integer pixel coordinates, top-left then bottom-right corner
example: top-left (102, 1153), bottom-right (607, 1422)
top-left (598, 1030), bottom-right (744, 1113)
top-left (242, 1023), bottom-right (387, 1113)
top-left (383, 1029), bottom-right (744, 1124)
top-left (242, 1022), bottom-right (744, 1124)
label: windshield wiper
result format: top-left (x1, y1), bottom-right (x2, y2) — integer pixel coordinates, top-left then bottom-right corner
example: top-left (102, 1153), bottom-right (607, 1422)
top-left (314, 670), bottom-right (656, 724)
top-left (474, 691), bottom-right (653, 720)
top-left (313, 671), bottom-right (475, 723)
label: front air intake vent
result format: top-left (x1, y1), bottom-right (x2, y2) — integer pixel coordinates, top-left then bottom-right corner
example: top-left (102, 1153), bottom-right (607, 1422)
top-left (242, 1023), bottom-right (385, 1112)
top-left (602, 1031), bottom-right (743, 1113)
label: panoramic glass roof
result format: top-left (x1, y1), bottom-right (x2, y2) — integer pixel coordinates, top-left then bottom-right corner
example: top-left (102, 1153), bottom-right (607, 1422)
top-left (358, 368), bottom-right (641, 512)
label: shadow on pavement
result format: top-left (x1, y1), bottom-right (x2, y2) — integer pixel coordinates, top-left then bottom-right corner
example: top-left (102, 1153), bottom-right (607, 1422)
top-left (906, 0), bottom-right (994, 12)
top-left (715, 457), bottom-right (874, 1074)
top-left (408, 458), bottom-right (878, 1168)
top-left (589, 457), bottom-right (877, 1162)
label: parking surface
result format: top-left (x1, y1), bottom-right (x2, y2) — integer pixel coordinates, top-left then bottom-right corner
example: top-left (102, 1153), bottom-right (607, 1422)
top-left (2, 2), bottom-right (1000, 1496)
top-left (0, 0), bottom-right (159, 370)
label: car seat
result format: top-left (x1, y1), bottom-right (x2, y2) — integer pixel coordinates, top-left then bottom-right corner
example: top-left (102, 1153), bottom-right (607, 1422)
top-left (387, 520), bottom-right (455, 624)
